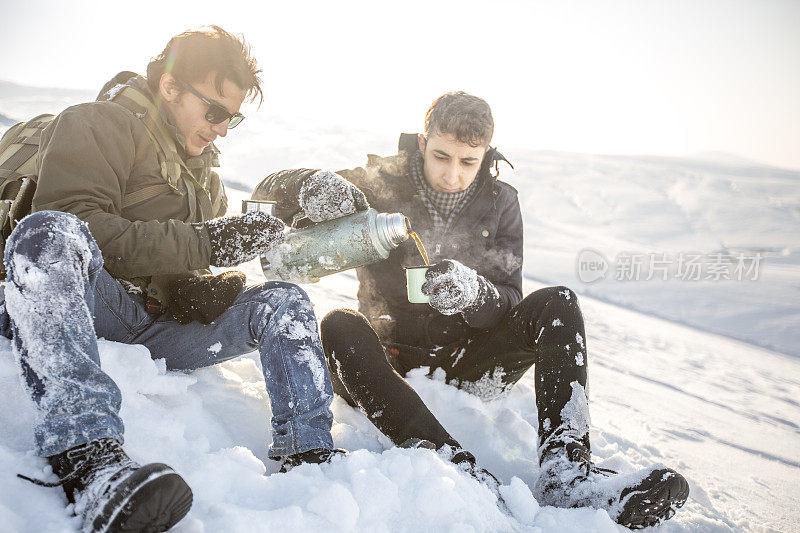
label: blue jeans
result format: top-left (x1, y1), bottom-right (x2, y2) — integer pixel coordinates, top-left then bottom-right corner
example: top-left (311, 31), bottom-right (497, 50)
top-left (0, 211), bottom-right (334, 458)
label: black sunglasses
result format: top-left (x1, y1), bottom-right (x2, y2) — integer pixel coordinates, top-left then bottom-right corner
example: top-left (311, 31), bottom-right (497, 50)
top-left (176, 78), bottom-right (245, 129)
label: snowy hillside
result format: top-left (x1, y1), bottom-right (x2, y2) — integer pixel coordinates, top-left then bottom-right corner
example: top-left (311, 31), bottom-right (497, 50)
top-left (508, 150), bottom-right (800, 358)
top-left (1, 84), bottom-right (799, 532)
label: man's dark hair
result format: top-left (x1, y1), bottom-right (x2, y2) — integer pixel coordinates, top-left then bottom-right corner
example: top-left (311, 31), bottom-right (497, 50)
top-left (424, 91), bottom-right (494, 147)
top-left (146, 25), bottom-right (263, 104)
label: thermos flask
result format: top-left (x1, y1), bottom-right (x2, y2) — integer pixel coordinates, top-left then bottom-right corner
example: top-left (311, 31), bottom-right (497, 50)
top-left (257, 207), bottom-right (411, 283)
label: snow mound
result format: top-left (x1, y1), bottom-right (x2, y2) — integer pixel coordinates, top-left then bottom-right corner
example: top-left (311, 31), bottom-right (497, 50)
top-left (0, 328), bottom-right (743, 532)
top-left (0, 337), bottom-right (547, 532)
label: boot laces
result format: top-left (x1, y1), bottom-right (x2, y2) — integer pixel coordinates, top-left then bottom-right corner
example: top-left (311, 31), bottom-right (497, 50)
top-left (564, 442), bottom-right (616, 484)
top-left (17, 438), bottom-right (126, 488)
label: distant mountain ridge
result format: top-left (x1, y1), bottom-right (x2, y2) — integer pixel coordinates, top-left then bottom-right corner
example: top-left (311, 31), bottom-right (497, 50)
top-left (505, 147), bottom-right (800, 179)
top-left (0, 79), bottom-right (94, 100)
top-left (0, 113), bottom-right (15, 127)
top-left (0, 80), bottom-right (94, 128)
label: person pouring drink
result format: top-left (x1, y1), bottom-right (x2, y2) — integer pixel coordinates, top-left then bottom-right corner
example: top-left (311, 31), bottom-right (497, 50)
top-left (254, 91), bottom-right (689, 529)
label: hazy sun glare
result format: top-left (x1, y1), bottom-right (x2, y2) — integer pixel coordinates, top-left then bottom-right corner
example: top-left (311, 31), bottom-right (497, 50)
top-left (2, 0), bottom-right (799, 169)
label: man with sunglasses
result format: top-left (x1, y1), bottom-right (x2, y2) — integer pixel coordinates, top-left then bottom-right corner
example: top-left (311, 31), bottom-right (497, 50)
top-left (1, 26), bottom-right (342, 532)
top-left (176, 77), bottom-right (246, 127)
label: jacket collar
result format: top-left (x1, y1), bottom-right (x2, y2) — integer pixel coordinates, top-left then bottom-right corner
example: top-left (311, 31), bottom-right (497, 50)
top-left (393, 134), bottom-right (500, 234)
top-left (97, 71), bottom-right (219, 158)
top-left (396, 132), bottom-right (496, 191)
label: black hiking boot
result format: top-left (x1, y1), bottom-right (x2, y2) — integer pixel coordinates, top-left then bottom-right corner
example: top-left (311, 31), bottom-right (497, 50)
top-left (450, 448), bottom-right (513, 515)
top-left (400, 439), bottom-right (502, 491)
top-left (534, 441), bottom-right (689, 529)
top-left (19, 438), bottom-right (192, 532)
top-left (616, 466), bottom-right (690, 528)
top-left (278, 448), bottom-right (348, 473)
top-left (451, 449), bottom-right (501, 489)
top-left (399, 438), bottom-right (509, 513)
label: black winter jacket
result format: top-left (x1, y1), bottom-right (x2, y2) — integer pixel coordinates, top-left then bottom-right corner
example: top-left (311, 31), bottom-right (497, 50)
top-left (253, 134), bottom-right (523, 348)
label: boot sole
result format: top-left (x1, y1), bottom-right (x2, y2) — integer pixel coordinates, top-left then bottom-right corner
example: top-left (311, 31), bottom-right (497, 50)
top-left (93, 463), bottom-right (193, 532)
top-left (616, 468), bottom-right (689, 529)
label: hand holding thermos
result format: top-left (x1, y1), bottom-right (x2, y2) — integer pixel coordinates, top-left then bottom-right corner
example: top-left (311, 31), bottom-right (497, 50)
top-left (299, 170), bottom-right (370, 223)
top-left (202, 211), bottom-right (286, 267)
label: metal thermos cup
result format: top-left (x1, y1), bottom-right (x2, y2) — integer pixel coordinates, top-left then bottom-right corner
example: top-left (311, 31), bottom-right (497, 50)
top-left (260, 208), bottom-right (410, 283)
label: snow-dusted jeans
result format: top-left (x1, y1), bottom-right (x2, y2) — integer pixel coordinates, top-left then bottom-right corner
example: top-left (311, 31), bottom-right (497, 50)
top-left (0, 211), bottom-right (334, 458)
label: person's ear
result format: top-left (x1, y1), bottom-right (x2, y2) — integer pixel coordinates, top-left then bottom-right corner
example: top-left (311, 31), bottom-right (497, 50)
top-left (417, 134), bottom-right (427, 153)
top-left (159, 73), bottom-right (181, 103)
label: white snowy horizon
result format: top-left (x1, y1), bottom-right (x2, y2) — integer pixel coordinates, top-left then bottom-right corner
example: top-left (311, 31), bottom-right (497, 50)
top-left (0, 79), bottom-right (791, 173)
top-left (1, 81), bottom-right (798, 531)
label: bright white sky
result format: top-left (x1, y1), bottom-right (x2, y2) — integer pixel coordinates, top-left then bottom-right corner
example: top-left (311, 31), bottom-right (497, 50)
top-left (2, 0), bottom-right (799, 169)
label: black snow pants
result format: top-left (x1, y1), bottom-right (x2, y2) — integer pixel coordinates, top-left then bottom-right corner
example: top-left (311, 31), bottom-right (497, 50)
top-left (320, 285), bottom-right (589, 457)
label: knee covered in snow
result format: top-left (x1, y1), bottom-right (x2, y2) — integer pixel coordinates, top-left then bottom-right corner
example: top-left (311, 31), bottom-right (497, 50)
top-left (15, 210), bottom-right (83, 233)
top-left (5, 211), bottom-right (98, 271)
top-left (553, 285), bottom-right (577, 303)
top-left (254, 281), bottom-right (311, 305)
top-left (522, 286), bottom-right (579, 314)
top-left (283, 284), bottom-right (311, 308)
top-left (267, 283), bottom-right (319, 327)
top-left (539, 285), bottom-right (576, 303)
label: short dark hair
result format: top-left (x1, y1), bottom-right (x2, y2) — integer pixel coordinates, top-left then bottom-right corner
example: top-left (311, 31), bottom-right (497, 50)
top-left (146, 25), bottom-right (263, 104)
top-left (424, 92), bottom-right (494, 147)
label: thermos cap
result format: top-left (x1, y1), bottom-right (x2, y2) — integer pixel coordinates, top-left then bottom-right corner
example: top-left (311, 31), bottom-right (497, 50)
top-left (376, 212), bottom-right (411, 248)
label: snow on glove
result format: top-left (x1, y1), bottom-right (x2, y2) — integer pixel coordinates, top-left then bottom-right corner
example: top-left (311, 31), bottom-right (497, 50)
top-left (421, 259), bottom-right (498, 315)
top-left (203, 211), bottom-right (286, 267)
top-left (167, 271), bottom-right (246, 325)
top-left (299, 170), bottom-right (370, 223)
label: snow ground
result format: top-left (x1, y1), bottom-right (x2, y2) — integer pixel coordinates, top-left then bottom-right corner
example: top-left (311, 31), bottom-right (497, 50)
top-left (2, 188), bottom-right (797, 532)
top-left (1, 85), bottom-right (799, 531)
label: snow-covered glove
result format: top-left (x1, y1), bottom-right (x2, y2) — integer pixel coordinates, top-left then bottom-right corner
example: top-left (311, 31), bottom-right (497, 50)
top-left (299, 170), bottom-right (370, 223)
top-left (167, 271), bottom-right (246, 325)
top-left (421, 259), bottom-right (498, 315)
top-left (203, 211), bottom-right (286, 267)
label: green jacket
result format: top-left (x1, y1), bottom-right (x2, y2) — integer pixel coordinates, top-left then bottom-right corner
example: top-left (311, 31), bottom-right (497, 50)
top-left (32, 73), bottom-right (227, 304)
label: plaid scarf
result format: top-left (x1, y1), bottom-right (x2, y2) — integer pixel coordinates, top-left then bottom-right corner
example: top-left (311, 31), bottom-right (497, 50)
top-left (409, 151), bottom-right (481, 234)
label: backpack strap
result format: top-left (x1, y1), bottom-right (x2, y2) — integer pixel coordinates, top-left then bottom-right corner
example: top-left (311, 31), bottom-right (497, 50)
top-left (0, 115), bottom-right (57, 267)
top-left (120, 183), bottom-right (175, 209)
top-left (111, 87), bottom-right (185, 190)
top-left (0, 142), bottom-right (37, 179)
top-left (111, 88), bottom-right (185, 210)
top-left (8, 176), bottom-right (36, 231)
top-left (110, 87), bottom-right (214, 219)
top-left (0, 114), bottom-right (55, 183)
